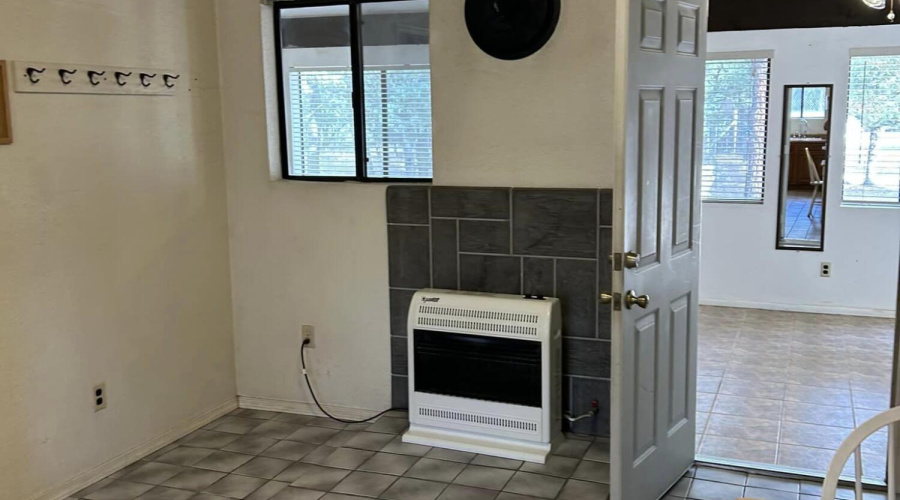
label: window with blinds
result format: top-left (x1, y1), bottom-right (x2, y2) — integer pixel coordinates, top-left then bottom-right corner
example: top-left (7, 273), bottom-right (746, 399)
top-left (702, 58), bottom-right (771, 202)
top-left (843, 55), bottom-right (900, 205)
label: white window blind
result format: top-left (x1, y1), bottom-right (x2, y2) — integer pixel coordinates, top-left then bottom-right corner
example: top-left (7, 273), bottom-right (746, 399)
top-left (843, 55), bottom-right (900, 205)
top-left (288, 67), bottom-right (433, 179)
top-left (702, 58), bottom-right (771, 202)
top-left (364, 68), bottom-right (433, 179)
top-left (288, 70), bottom-right (357, 177)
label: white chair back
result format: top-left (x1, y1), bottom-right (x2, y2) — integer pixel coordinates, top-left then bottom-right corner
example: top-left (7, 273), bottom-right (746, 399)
top-left (805, 147), bottom-right (823, 184)
top-left (821, 406), bottom-right (899, 500)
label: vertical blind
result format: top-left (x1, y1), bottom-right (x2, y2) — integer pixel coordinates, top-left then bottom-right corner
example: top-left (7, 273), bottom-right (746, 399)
top-left (702, 58), bottom-right (771, 202)
top-left (843, 55), bottom-right (900, 205)
top-left (288, 67), bottom-right (433, 178)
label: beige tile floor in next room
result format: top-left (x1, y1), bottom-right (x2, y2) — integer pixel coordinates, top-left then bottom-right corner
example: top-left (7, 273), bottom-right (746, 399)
top-left (696, 306), bottom-right (896, 481)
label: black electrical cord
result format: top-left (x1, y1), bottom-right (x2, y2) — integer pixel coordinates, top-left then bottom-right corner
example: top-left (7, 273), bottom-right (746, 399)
top-left (300, 339), bottom-right (407, 424)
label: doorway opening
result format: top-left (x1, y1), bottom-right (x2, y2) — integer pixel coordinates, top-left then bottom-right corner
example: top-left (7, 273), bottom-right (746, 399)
top-left (697, 25), bottom-right (900, 483)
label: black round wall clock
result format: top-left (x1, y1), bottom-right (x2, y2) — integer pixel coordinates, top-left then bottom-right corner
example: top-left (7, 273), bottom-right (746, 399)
top-left (464, 0), bottom-right (562, 61)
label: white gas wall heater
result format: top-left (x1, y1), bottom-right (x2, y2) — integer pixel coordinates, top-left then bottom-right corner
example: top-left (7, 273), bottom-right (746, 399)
top-left (402, 289), bottom-right (562, 464)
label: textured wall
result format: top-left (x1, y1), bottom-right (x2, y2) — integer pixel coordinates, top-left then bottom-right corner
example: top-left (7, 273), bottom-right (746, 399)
top-left (429, 0), bottom-right (618, 189)
top-left (0, 1), bottom-right (236, 499)
top-left (387, 186), bottom-right (613, 436)
top-left (218, 0), bottom-right (619, 425)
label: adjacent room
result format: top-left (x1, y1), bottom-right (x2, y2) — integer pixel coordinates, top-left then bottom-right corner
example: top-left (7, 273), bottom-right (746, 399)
top-left (0, 1), bottom-right (897, 500)
top-left (695, 4), bottom-right (900, 485)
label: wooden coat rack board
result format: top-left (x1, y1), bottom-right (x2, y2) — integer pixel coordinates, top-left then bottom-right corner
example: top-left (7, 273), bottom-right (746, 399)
top-left (0, 60), bottom-right (11, 144)
top-left (11, 61), bottom-right (182, 96)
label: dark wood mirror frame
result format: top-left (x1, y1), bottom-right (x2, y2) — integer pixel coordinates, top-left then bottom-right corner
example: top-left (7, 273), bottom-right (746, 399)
top-left (0, 60), bottom-right (11, 145)
top-left (776, 83), bottom-right (834, 251)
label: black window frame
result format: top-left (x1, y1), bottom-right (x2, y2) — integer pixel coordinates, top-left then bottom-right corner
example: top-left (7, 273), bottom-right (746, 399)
top-left (273, 0), bottom-right (433, 183)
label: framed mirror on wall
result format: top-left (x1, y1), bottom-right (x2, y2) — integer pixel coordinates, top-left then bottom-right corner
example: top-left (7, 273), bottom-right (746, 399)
top-left (776, 84), bottom-right (834, 251)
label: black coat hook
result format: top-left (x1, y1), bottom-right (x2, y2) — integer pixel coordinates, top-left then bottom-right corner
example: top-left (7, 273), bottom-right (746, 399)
top-left (26, 67), bottom-right (46, 84)
top-left (139, 73), bottom-right (157, 88)
top-left (162, 74), bottom-right (180, 88)
top-left (87, 70), bottom-right (106, 86)
top-left (115, 71), bottom-right (132, 86)
top-left (58, 68), bottom-right (77, 85)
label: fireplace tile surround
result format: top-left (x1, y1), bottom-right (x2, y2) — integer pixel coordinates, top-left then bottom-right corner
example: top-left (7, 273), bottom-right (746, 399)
top-left (386, 186), bottom-right (613, 436)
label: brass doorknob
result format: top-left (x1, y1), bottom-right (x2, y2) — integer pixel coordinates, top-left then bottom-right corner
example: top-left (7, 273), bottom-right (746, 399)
top-left (624, 252), bottom-right (641, 269)
top-left (600, 293), bottom-right (614, 304)
top-left (625, 290), bottom-right (650, 309)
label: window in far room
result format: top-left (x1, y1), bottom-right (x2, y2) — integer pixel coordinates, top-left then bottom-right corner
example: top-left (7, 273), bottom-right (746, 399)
top-left (275, 1), bottom-right (432, 181)
top-left (702, 57), bottom-right (772, 203)
top-left (843, 54), bottom-right (900, 205)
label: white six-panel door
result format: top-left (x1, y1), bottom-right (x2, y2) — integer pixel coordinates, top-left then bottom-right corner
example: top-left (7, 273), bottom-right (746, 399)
top-left (611, 1), bottom-right (708, 499)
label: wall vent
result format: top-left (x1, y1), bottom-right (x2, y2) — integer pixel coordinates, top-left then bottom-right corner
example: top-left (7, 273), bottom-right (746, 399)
top-left (419, 406), bottom-right (539, 433)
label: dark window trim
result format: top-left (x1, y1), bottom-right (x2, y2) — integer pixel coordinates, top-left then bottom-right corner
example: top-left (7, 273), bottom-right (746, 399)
top-left (273, 0), bottom-right (433, 183)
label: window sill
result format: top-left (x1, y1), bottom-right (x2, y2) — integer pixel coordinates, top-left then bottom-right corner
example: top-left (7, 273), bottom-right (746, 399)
top-left (839, 201), bottom-right (900, 210)
top-left (281, 175), bottom-right (433, 184)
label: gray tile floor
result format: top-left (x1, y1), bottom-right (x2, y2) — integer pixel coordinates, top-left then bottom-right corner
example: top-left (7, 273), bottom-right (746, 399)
top-left (69, 410), bottom-right (610, 500)
top-left (782, 190), bottom-right (823, 242)
top-left (667, 464), bottom-right (894, 500)
top-left (697, 306), bottom-right (895, 481)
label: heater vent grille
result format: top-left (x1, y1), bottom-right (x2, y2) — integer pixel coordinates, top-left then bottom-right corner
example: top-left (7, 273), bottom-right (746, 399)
top-left (417, 316), bottom-right (539, 337)
top-left (419, 406), bottom-right (539, 433)
top-left (417, 305), bottom-right (539, 337)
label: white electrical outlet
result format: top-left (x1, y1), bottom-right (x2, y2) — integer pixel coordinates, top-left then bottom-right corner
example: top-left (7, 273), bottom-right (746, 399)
top-left (302, 325), bottom-right (315, 348)
top-left (93, 383), bottom-right (107, 412)
top-left (821, 262), bottom-right (832, 278)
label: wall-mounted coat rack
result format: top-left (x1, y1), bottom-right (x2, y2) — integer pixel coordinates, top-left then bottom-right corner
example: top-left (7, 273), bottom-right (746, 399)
top-left (12, 61), bottom-right (183, 96)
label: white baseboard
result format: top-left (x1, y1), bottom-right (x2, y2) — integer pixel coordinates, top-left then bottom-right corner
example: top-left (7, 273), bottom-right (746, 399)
top-left (238, 395), bottom-right (384, 421)
top-left (699, 297), bottom-right (895, 319)
top-left (36, 397), bottom-right (237, 500)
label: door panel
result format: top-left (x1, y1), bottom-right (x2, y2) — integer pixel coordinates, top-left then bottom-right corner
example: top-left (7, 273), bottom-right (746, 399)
top-left (637, 89), bottom-right (663, 266)
top-left (633, 311), bottom-right (659, 462)
top-left (612, 0), bottom-right (707, 499)
top-left (673, 91), bottom-right (696, 254)
top-left (668, 294), bottom-right (690, 430)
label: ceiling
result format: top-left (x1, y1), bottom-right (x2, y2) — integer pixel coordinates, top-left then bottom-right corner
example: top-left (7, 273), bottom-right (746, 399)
top-left (710, 0), bottom-right (897, 31)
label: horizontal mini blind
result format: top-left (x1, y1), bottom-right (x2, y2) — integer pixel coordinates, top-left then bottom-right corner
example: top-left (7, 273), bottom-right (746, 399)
top-left (288, 67), bottom-right (433, 179)
top-left (288, 69), bottom-right (357, 177)
top-left (702, 58), bottom-right (771, 202)
top-left (364, 68), bottom-right (433, 179)
top-left (843, 55), bottom-right (900, 205)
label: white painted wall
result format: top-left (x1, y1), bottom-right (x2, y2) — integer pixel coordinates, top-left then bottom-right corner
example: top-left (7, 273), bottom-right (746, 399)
top-left (216, 0), bottom-right (617, 417)
top-left (701, 26), bottom-right (900, 317)
top-left (0, 1), bottom-right (237, 499)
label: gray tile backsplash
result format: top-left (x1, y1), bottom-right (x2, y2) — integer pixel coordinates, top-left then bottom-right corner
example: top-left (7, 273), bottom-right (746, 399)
top-left (387, 225), bottom-right (431, 289)
top-left (386, 186), bottom-right (613, 437)
top-left (458, 220), bottom-right (510, 254)
top-left (555, 259), bottom-right (597, 339)
top-left (459, 254), bottom-right (522, 295)
top-left (512, 190), bottom-right (598, 259)
top-left (522, 258), bottom-right (554, 297)
top-left (387, 186), bottom-right (430, 225)
top-left (430, 219), bottom-right (458, 290)
top-left (431, 187), bottom-right (510, 219)
top-left (390, 289), bottom-right (415, 338)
